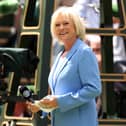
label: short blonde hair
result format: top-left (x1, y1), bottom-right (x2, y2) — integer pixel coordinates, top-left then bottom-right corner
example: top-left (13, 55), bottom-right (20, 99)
top-left (50, 6), bottom-right (86, 42)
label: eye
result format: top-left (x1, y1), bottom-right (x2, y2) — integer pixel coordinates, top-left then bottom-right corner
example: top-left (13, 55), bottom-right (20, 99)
top-left (55, 22), bottom-right (69, 27)
top-left (55, 23), bottom-right (60, 27)
top-left (63, 22), bottom-right (69, 25)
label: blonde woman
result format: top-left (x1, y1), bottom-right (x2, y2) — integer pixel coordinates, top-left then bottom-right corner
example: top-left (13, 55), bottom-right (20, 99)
top-left (28, 6), bottom-right (101, 126)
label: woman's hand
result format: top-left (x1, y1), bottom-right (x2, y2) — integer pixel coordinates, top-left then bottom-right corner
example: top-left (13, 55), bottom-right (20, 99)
top-left (27, 95), bottom-right (58, 113)
top-left (40, 95), bottom-right (58, 109)
top-left (27, 101), bottom-right (40, 113)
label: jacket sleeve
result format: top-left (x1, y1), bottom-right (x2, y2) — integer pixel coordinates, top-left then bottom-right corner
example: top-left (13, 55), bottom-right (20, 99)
top-left (57, 48), bottom-right (101, 112)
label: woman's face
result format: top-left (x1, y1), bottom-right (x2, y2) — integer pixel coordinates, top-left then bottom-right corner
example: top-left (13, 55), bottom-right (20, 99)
top-left (54, 14), bottom-right (77, 43)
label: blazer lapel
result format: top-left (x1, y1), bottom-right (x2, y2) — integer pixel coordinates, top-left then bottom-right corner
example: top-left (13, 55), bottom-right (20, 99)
top-left (49, 51), bottom-right (63, 90)
top-left (54, 39), bottom-right (82, 85)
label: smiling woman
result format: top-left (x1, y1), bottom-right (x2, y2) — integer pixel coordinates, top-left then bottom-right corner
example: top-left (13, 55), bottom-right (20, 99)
top-left (27, 6), bottom-right (101, 126)
top-left (50, 7), bottom-right (85, 44)
top-left (53, 15), bottom-right (77, 50)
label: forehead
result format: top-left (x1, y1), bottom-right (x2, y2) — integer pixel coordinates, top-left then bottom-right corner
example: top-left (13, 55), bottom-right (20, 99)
top-left (55, 14), bottom-right (72, 22)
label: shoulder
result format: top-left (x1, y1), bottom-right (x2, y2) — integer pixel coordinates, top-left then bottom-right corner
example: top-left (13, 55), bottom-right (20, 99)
top-left (78, 39), bottom-right (92, 54)
top-left (76, 39), bottom-right (97, 61)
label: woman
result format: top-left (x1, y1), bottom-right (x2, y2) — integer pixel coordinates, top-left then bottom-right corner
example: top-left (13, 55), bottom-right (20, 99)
top-left (28, 6), bottom-right (101, 126)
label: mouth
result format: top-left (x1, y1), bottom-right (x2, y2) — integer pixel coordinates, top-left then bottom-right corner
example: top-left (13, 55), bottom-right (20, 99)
top-left (59, 32), bottom-right (68, 36)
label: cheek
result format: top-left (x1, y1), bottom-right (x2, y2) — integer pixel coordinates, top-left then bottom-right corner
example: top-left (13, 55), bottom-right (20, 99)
top-left (70, 27), bottom-right (76, 35)
top-left (54, 30), bottom-right (59, 37)
top-left (54, 28), bottom-right (58, 34)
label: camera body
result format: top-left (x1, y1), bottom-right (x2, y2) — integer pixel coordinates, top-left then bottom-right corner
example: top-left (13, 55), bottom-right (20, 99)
top-left (0, 48), bottom-right (39, 105)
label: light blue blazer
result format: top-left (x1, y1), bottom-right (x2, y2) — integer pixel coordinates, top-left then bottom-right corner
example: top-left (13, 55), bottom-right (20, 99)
top-left (48, 38), bottom-right (101, 126)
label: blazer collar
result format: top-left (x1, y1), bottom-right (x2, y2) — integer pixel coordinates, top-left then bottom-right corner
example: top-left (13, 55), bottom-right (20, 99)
top-left (53, 38), bottom-right (83, 84)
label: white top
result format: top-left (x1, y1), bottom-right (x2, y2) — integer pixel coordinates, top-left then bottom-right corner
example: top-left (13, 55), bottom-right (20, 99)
top-left (113, 23), bottom-right (126, 62)
top-left (113, 36), bottom-right (126, 62)
top-left (73, 0), bottom-right (100, 28)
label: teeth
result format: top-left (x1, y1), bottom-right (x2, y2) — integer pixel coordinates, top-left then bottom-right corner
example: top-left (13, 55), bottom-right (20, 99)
top-left (60, 32), bottom-right (67, 35)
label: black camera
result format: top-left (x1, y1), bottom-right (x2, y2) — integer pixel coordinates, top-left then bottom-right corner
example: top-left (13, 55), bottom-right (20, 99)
top-left (0, 48), bottom-right (39, 105)
top-left (0, 48), bottom-right (39, 77)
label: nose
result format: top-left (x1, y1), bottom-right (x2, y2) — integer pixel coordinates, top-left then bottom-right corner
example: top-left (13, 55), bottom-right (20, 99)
top-left (58, 23), bottom-right (65, 29)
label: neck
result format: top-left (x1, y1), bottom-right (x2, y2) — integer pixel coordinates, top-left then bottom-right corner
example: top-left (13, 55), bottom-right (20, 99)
top-left (63, 37), bottom-right (77, 51)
